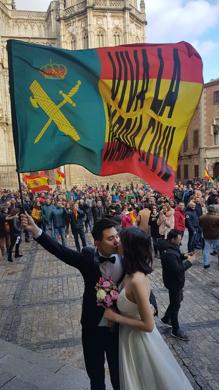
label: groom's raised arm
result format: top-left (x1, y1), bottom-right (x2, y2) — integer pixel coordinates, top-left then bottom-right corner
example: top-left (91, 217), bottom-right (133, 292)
top-left (36, 231), bottom-right (83, 270)
top-left (20, 213), bottom-right (83, 272)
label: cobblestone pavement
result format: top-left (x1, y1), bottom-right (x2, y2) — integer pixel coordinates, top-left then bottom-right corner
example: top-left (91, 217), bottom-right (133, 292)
top-left (0, 232), bottom-right (219, 389)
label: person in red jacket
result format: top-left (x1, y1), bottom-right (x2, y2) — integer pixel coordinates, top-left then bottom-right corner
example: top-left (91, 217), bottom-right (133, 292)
top-left (174, 202), bottom-right (186, 236)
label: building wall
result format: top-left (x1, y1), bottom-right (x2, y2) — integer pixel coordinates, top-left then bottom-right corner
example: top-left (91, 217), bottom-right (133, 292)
top-left (0, 0), bottom-right (146, 188)
top-left (178, 79), bottom-right (219, 182)
top-left (178, 107), bottom-right (201, 181)
top-left (204, 82), bottom-right (219, 178)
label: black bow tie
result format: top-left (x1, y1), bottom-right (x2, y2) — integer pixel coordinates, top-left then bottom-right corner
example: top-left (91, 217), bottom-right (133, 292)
top-left (99, 256), bottom-right (116, 264)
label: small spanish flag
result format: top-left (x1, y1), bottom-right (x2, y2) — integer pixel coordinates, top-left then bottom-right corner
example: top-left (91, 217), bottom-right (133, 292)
top-left (55, 169), bottom-right (65, 185)
top-left (204, 168), bottom-right (214, 183)
top-left (23, 172), bottom-right (49, 192)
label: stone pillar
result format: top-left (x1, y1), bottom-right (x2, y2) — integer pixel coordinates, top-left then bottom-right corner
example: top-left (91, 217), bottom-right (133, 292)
top-left (106, 12), bottom-right (110, 46)
top-left (64, 165), bottom-right (72, 189)
top-left (140, 0), bottom-right (147, 41)
top-left (123, 0), bottom-right (131, 44)
top-left (87, 1), bottom-right (94, 48)
top-left (140, 0), bottom-right (145, 13)
top-left (56, 0), bottom-right (66, 48)
top-left (49, 1), bottom-right (59, 37)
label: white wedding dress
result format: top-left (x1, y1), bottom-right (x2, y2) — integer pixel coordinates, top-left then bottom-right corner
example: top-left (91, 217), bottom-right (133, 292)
top-left (117, 288), bottom-right (193, 390)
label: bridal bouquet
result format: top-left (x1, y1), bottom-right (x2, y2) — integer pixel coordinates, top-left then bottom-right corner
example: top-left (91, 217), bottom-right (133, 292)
top-left (95, 277), bottom-right (119, 308)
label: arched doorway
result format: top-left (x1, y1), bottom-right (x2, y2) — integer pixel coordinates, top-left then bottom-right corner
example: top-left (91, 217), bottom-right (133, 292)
top-left (213, 162), bottom-right (219, 179)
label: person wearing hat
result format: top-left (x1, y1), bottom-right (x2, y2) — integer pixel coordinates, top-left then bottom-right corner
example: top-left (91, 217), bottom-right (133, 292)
top-left (199, 205), bottom-right (219, 269)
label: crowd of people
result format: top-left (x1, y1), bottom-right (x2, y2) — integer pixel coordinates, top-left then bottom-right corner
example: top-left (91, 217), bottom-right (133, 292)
top-left (1, 180), bottom-right (219, 389)
top-left (0, 180), bottom-right (219, 266)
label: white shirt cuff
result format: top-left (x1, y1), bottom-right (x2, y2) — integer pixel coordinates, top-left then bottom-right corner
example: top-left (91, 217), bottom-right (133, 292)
top-left (33, 228), bottom-right (43, 239)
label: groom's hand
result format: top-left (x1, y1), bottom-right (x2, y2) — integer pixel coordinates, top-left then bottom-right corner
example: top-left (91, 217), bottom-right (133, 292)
top-left (20, 212), bottom-right (40, 237)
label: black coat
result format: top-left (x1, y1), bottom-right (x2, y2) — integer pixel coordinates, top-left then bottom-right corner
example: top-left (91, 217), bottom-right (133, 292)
top-left (36, 232), bottom-right (158, 328)
top-left (70, 207), bottom-right (85, 230)
top-left (185, 207), bottom-right (199, 230)
top-left (160, 243), bottom-right (192, 290)
top-left (0, 212), bottom-right (6, 238)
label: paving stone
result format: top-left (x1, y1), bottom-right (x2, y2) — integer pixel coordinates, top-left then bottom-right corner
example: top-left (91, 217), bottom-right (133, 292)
top-left (49, 365), bottom-right (90, 389)
top-left (0, 233), bottom-right (218, 389)
top-left (0, 339), bottom-right (64, 372)
top-left (1, 377), bottom-right (39, 390)
top-left (0, 370), bottom-right (15, 387)
top-left (0, 354), bottom-right (58, 388)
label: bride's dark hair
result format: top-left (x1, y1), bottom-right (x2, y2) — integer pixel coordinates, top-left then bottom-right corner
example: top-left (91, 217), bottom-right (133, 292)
top-left (120, 227), bottom-right (153, 275)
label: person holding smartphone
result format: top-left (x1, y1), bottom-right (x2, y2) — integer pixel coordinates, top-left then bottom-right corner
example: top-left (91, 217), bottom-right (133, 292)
top-left (160, 229), bottom-right (197, 341)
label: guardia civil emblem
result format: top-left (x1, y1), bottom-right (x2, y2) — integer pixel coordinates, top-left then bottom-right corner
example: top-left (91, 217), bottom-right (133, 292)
top-left (29, 60), bottom-right (81, 144)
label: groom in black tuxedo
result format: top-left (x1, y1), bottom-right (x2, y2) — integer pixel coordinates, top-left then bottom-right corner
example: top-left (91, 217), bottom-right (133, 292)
top-left (21, 215), bottom-right (157, 390)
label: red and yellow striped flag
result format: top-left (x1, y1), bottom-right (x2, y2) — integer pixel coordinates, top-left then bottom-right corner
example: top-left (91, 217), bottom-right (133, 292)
top-left (23, 172), bottom-right (49, 192)
top-left (204, 168), bottom-right (214, 183)
top-left (55, 169), bottom-right (65, 185)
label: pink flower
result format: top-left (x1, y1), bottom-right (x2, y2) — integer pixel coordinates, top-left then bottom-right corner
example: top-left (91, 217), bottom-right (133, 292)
top-left (99, 277), bottom-right (105, 284)
top-left (110, 290), bottom-right (119, 301)
top-left (102, 281), bottom-right (111, 288)
top-left (104, 294), bottom-right (113, 307)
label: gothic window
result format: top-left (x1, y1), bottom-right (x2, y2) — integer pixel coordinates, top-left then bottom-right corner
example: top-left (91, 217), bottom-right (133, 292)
top-left (213, 91), bottom-right (219, 104)
top-left (214, 129), bottom-right (219, 145)
top-left (213, 118), bottom-right (219, 145)
top-left (194, 165), bottom-right (199, 178)
top-left (213, 162), bottom-right (219, 178)
top-left (83, 32), bottom-right (88, 49)
top-left (114, 31), bottom-right (121, 46)
top-left (183, 137), bottom-right (188, 152)
top-left (71, 36), bottom-right (77, 50)
top-left (193, 129), bottom-right (199, 149)
top-left (177, 165), bottom-right (181, 180)
top-left (184, 164), bottom-right (188, 179)
top-left (97, 30), bottom-right (105, 47)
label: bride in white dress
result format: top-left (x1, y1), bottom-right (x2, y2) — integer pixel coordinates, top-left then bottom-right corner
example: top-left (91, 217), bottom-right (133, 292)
top-left (104, 227), bottom-right (193, 390)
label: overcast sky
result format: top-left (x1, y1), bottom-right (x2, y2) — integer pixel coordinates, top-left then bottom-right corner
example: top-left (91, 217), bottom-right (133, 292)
top-left (15, 0), bottom-right (219, 82)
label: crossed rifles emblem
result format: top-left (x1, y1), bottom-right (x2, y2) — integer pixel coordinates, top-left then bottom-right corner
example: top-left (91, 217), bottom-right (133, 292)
top-left (29, 80), bottom-right (81, 144)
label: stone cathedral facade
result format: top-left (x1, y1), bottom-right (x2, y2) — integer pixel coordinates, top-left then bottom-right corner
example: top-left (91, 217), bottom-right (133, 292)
top-left (0, 0), bottom-right (146, 188)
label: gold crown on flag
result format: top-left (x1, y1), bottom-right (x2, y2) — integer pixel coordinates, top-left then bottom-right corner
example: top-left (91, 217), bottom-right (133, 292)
top-left (40, 61), bottom-right (67, 79)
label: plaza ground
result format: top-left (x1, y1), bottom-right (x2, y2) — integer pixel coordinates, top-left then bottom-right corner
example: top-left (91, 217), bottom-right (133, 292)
top-left (0, 232), bottom-right (219, 389)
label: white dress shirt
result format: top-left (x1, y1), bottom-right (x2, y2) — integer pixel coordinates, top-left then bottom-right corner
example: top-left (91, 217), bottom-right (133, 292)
top-left (97, 251), bottom-right (123, 327)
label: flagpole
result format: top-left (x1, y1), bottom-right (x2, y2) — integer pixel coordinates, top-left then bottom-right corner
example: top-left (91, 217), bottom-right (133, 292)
top-left (7, 42), bottom-right (25, 213)
top-left (17, 171), bottom-right (25, 212)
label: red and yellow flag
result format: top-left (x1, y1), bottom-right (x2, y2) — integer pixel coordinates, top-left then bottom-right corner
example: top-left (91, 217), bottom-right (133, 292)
top-left (55, 169), bottom-right (65, 185)
top-left (23, 172), bottom-right (49, 192)
top-left (204, 168), bottom-right (214, 183)
top-left (8, 40), bottom-right (203, 196)
top-left (98, 43), bottom-right (203, 194)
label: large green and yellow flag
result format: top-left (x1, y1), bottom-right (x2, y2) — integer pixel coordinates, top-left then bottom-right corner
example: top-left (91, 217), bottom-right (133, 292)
top-left (7, 40), bottom-right (203, 196)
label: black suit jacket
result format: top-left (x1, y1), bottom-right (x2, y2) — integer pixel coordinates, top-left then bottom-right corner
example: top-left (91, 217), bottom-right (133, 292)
top-left (37, 232), bottom-right (157, 328)
top-left (160, 243), bottom-right (192, 290)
